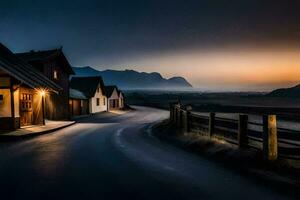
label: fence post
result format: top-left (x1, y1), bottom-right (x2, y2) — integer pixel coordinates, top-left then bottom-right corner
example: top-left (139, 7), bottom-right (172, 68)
top-left (263, 115), bottom-right (278, 161)
top-left (209, 112), bottom-right (215, 138)
top-left (238, 114), bottom-right (248, 148)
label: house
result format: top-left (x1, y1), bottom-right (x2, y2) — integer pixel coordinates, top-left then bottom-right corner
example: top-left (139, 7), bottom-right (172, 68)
top-left (0, 43), bottom-right (61, 130)
top-left (105, 85), bottom-right (120, 111)
top-left (69, 89), bottom-right (89, 117)
top-left (16, 48), bottom-right (74, 120)
top-left (70, 76), bottom-right (107, 114)
top-left (117, 89), bottom-right (125, 109)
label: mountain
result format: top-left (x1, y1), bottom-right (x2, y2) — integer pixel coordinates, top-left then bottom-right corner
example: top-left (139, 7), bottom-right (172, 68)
top-left (72, 66), bottom-right (193, 89)
top-left (268, 84), bottom-right (300, 97)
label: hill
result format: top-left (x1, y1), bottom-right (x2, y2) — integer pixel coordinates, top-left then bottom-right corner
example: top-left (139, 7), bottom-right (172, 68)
top-left (72, 66), bottom-right (193, 89)
top-left (268, 84), bottom-right (300, 97)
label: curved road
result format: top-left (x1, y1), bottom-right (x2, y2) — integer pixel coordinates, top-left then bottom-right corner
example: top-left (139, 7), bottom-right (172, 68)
top-left (0, 106), bottom-right (294, 199)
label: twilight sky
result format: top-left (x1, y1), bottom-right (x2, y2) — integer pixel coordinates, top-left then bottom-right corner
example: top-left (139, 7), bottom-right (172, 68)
top-left (1, 0), bottom-right (300, 91)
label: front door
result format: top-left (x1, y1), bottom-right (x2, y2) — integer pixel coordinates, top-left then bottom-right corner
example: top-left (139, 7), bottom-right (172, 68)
top-left (20, 93), bottom-right (33, 126)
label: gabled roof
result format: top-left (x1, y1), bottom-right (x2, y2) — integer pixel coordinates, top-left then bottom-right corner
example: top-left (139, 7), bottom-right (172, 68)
top-left (117, 89), bottom-right (124, 97)
top-left (69, 89), bottom-right (88, 100)
top-left (0, 43), bottom-right (62, 92)
top-left (16, 48), bottom-right (75, 75)
top-left (70, 76), bottom-right (105, 98)
top-left (105, 85), bottom-right (118, 98)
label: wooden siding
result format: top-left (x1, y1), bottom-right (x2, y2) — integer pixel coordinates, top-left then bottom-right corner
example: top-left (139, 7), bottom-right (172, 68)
top-left (69, 99), bottom-right (89, 117)
top-left (29, 57), bottom-right (70, 120)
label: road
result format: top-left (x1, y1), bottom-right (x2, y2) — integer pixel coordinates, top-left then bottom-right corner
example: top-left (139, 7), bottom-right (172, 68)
top-left (0, 106), bottom-right (295, 200)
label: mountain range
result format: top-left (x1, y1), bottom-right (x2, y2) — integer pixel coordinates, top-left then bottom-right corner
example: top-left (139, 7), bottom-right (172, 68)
top-left (72, 66), bottom-right (192, 89)
top-left (268, 84), bottom-right (300, 97)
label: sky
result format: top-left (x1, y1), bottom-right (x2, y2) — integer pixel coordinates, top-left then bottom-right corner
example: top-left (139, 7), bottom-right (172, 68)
top-left (1, 0), bottom-right (300, 91)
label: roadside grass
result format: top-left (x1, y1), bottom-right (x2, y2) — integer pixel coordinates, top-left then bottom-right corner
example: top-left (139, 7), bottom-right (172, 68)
top-left (152, 120), bottom-right (300, 196)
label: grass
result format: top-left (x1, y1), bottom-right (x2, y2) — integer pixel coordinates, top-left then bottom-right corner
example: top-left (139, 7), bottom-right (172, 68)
top-left (152, 120), bottom-right (300, 196)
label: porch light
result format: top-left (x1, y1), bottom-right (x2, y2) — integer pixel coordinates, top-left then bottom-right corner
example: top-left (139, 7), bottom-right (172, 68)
top-left (40, 90), bottom-right (46, 97)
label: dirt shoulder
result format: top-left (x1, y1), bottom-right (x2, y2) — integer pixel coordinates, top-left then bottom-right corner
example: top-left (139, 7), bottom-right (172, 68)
top-left (152, 120), bottom-right (300, 197)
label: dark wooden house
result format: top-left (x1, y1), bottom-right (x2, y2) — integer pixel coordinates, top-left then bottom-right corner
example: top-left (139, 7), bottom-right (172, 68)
top-left (69, 88), bottom-right (89, 117)
top-left (0, 43), bottom-right (61, 130)
top-left (16, 48), bottom-right (74, 120)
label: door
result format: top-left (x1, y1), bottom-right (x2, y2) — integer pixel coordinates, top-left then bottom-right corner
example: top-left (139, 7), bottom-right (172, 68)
top-left (20, 93), bottom-right (33, 126)
top-left (109, 99), bottom-right (114, 109)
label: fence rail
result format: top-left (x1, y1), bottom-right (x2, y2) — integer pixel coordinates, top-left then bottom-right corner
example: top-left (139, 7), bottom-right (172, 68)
top-left (169, 103), bottom-right (300, 161)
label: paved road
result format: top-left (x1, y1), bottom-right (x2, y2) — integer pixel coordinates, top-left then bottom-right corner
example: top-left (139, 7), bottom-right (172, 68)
top-left (0, 107), bottom-right (295, 200)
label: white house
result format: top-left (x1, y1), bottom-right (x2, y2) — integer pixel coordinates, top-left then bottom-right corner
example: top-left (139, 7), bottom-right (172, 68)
top-left (70, 76), bottom-right (107, 114)
top-left (118, 90), bottom-right (124, 109)
top-left (105, 85), bottom-right (120, 111)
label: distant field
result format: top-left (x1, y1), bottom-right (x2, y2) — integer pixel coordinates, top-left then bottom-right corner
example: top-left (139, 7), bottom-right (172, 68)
top-left (124, 90), bottom-right (300, 121)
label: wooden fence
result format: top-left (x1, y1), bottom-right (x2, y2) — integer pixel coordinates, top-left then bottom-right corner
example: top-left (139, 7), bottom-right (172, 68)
top-left (169, 103), bottom-right (300, 161)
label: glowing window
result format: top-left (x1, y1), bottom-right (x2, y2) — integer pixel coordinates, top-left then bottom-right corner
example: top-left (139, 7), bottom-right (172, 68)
top-left (54, 70), bottom-right (58, 80)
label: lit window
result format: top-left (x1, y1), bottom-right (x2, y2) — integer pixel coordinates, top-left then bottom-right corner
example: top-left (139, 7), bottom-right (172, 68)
top-left (21, 93), bottom-right (32, 111)
top-left (54, 70), bottom-right (58, 80)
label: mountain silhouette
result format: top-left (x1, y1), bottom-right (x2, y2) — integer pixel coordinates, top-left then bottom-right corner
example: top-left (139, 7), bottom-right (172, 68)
top-left (72, 66), bottom-right (193, 89)
top-left (268, 84), bottom-right (300, 97)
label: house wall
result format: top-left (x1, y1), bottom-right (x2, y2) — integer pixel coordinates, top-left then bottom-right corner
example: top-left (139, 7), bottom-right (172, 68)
top-left (119, 93), bottom-right (124, 109)
top-left (81, 100), bottom-right (89, 115)
top-left (29, 58), bottom-right (70, 120)
top-left (14, 88), bottom-right (20, 117)
top-left (108, 89), bottom-right (119, 110)
top-left (72, 99), bottom-right (81, 116)
top-left (69, 99), bottom-right (89, 117)
top-left (45, 91), bottom-right (69, 120)
top-left (32, 91), bottom-right (44, 125)
top-left (0, 89), bottom-right (11, 117)
top-left (89, 84), bottom-right (107, 113)
top-left (0, 76), bottom-right (20, 130)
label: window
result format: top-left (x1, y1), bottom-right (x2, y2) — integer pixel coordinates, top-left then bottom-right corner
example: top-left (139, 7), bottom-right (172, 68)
top-left (97, 87), bottom-right (100, 93)
top-left (21, 93), bottom-right (32, 111)
top-left (103, 98), bottom-right (106, 106)
top-left (96, 98), bottom-right (100, 106)
top-left (0, 94), bottom-right (3, 104)
top-left (53, 70), bottom-right (58, 80)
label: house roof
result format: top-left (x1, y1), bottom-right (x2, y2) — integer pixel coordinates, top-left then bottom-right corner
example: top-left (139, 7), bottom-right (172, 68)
top-left (105, 85), bottom-right (118, 98)
top-left (70, 76), bottom-right (105, 98)
top-left (0, 43), bottom-right (62, 92)
top-left (16, 48), bottom-right (75, 75)
top-left (69, 88), bottom-right (88, 100)
top-left (117, 89), bottom-right (124, 97)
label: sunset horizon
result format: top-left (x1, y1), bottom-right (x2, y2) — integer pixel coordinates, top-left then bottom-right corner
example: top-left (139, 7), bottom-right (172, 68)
top-left (2, 0), bottom-right (300, 91)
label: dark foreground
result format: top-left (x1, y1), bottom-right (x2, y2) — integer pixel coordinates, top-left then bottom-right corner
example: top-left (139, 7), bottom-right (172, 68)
top-left (0, 107), bottom-right (296, 199)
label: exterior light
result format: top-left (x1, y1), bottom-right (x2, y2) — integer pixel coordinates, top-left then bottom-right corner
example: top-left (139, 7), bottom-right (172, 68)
top-left (40, 90), bottom-right (46, 97)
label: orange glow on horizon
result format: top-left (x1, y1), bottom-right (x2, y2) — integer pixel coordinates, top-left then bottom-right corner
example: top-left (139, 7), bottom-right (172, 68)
top-left (122, 47), bottom-right (300, 90)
